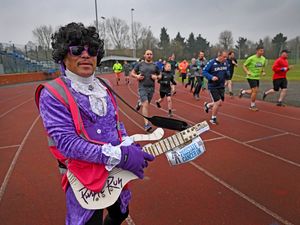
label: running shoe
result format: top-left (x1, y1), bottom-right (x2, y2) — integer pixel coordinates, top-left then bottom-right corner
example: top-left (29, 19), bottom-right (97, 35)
top-left (135, 101), bottom-right (141, 111)
top-left (249, 106), bottom-right (259, 111)
top-left (204, 102), bottom-right (209, 113)
top-left (239, 89), bottom-right (244, 98)
top-left (276, 101), bottom-right (286, 107)
top-left (262, 92), bottom-right (267, 101)
top-left (155, 101), bottom-right (161, 108)
top-left (209, 118), bottom-right (218, 125)
top-left (229, 92), bottom-right (234, 97)
top-left (144, 123), bottom-right (152, 132)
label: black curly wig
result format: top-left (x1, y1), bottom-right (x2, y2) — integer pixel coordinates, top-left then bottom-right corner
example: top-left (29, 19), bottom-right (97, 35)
top-left (51, 22), bottom-right (105, 66)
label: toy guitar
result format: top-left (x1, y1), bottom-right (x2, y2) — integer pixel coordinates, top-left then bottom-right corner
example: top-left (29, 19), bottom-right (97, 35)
top-left (67, 121), bottom-right (209, 209)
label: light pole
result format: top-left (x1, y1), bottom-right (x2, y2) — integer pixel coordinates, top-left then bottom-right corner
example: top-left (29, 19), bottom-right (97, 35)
top-left (94, 0), bottom-right (99, 33)
top-left (148, 26), bottom-right (151, 49)
top-left (131, 8), bottom-right (136, 58)
top-left (101, 16), bottom-right (106, 56)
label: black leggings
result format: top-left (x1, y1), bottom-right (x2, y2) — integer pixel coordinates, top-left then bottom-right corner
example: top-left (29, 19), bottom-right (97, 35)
top-left (86, 200), bottom-right (129, 225)
top-left (194, 76), bottom-right (203, 95)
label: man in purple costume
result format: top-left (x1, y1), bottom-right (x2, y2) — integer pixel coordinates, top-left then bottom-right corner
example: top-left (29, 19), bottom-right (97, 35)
top-left (37, 22), bottom-right (155, 225)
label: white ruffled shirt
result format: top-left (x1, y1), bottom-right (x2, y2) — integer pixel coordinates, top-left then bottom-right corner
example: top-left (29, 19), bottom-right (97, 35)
top-left (65, 70), bottom-right (108, 117)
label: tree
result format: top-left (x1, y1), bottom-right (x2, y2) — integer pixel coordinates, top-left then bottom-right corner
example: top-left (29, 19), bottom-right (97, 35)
top-left (139, 27), bottom-right (158, 51)
top-left (171, 32), bottom-right (186, 60)
top-left (32, 25), bottom-right (53, 50)
top-left (158, 27), bottom-right (170, 57)
top-left (219, 30), bottom-right (233, 50)
top-left (235, 37), bottom-right (248, 59)
top-left (186, 32), bottom-right (197, 58)
top-left (106, 17), bottom-right (130, 49)
top-left (287, 36), bottom-right (300, 63)
top-left (195, 34), bottom-right (210, 55)
top-left (272, 33), bottom-right (287, 57)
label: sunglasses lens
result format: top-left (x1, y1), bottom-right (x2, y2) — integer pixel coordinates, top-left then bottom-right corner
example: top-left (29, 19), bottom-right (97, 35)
top-left (88, 47), bottom-right (98, 56)
top-left (70, 46), bottom-right (84, 56)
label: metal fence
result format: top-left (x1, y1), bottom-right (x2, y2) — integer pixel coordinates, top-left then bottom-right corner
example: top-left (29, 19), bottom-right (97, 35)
top-left (0, 42), bottom-right (58, 74)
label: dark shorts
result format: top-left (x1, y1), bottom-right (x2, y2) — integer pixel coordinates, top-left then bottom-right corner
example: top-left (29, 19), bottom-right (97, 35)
top-left (273, 78), bottom-right (287, 91)
top-left (247, 79), bottom-right (260, 88)
top-left (160, 91), bottom-right (172, 98)
top-left (180, 73), bottom-right (187, 79)
top-left (138, 87), bottom-right (154, 103)
top-left (209, 88), bottom-right (225, 102)
top-left (227, 73), bottom-right (234, 80)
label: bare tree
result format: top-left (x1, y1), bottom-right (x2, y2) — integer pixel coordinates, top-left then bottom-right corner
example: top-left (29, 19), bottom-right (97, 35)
top-left (219, 30), bottom-right (233, 50)
top-left (32, 25), bottom-right (53, 50)
top-left (106, 17), bottom-right (130, 49)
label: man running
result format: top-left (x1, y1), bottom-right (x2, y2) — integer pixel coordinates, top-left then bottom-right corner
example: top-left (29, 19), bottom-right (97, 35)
top-left (194, 51), bottom-right (207, 100)
top-left (185, 58), bottom-right (198, 93)
top-left (262, 50), bottom-right (293, 106)
top-left (226, 51), bottom-right (238, 97)
top-left (203, 51), bottom-right (229, 125)
top-left (240, 46), bottom-right (266, 111)
top-left (123, 60), bottom-right (132, 84)
top-left (178, 59), bottom-right (189, 85)
top-left (113, 60), bottom-right (123, 85)
top-left (168, 54), bottom-right (178, 95)
top-left (131, 50), bottom-right (161, 131)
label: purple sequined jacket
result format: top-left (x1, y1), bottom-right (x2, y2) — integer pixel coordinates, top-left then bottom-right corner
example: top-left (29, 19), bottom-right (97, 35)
top-left (38, 78), bottom-right (127, 225)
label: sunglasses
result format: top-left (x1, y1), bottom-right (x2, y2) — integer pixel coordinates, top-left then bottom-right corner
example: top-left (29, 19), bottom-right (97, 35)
top-left (68, 46), bottom-right (99, 57)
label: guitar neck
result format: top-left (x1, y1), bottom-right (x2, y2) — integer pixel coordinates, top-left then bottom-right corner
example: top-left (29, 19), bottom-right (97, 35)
top-left (142, 121), bottom-right (209, 156)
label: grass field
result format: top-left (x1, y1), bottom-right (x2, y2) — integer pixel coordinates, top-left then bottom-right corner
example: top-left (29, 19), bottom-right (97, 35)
top-left (233, 59), bottom-right (300, 81)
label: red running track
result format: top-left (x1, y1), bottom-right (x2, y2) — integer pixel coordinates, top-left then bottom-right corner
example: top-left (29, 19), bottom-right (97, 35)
top-left (0, 75), bottom-right (300, 225)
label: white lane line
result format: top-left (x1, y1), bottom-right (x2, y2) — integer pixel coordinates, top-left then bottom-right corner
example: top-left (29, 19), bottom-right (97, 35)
top-left (190, 162), bottom-right (294, 225)
top-left (127, 85), bottom-right (300, 169)
top-left (245, 132), bottom-right (289, 144)
top-left (0, 91), bottom-right (28, 103)
top-left (0, 115), bottom-right (40, 202)
top-left (0, 145), bottom-right (20, 150)
top-left (204, 136), bottom-right (226, 142)
top-left (119, 108), bottom-right (144, 131)
top-left (0, 98), bottom-right (33, 119)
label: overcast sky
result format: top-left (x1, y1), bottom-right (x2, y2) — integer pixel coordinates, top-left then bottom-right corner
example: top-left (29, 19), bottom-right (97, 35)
top-left (1, 0), bottom-right (299, 46)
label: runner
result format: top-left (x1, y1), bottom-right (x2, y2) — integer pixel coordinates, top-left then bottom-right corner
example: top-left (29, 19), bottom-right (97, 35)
top-left (262, 50), bottom-right (293, 106)
top-left (155, 62), bottom-right (177, 117)
top-left (194, 51), bottom-right (207, 100)
top-left (185, 58), bottom-right (198, 93)
top-left (123, 60), bottom-right (132, 85)
top-left (203, 51), bottom-right (229, 125)
top-left (113, 60), bottom-right (123, 85)
top-left (240, 46), bottom-right (266, 111)
top-left (168, 54), bottom-right (178, 95)
top-left (226, 51), bottom-right (238, 97)
top-left (178, 59), bottom-right (189, 85)
top-left (131, 49), bottom-right (161, 131)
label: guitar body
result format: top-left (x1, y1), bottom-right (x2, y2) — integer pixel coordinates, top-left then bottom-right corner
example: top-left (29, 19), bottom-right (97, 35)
top-left (67, 168), bottom-right (138, 210)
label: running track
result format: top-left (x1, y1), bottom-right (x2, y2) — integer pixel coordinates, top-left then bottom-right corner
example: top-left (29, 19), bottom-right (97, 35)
top-left (0, 74), bottom-right (300, 225)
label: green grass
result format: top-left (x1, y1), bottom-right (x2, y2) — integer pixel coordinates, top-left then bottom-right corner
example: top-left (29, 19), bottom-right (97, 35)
top-left (233, 59), bottom-right (300, 81)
